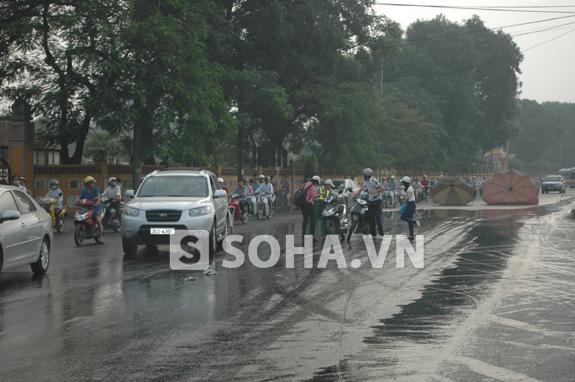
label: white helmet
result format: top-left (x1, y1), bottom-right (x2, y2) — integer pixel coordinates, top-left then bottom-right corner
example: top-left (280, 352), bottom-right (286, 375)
top-left (324, 179), bottom-right (334, 186)
top-left (217, 177), bottom-right (224, 183)
top-left (401, 176), bottom-right (411, 183)
top-left (259, 175), bottom-right (265, 179)
top-left (312, 175), bottom-right (320, 183)
top-left (390, 175), bottom-right (395, 179)
top-left (109, 177), bottom-right (116, 182)
top-left (50, 179), bottom-right (59, 186)
top-left (363, 168), bottom-right (373, 176)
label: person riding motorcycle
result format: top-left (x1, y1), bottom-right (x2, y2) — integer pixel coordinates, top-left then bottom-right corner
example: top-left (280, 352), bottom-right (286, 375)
top-left (79, 176), bottom-right (103, 244)
top-left (350, 168), bottom-right (385, 240)
top-left (45, 180), bottom-right (64, 225)
top-left (259, 176), bottom-right (275, 218)
top-left (234, 178), bottom-right (249, 217)
top-left (102, 177), bottom-right (122, 224)
top-left (470, 176), bottom-right (478, 198)
top-left (420, 175), bottom-right (429, 200)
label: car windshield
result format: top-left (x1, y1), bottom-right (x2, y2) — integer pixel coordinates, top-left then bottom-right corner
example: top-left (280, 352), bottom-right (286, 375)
top-left (545, 176), bottom-right (561, 182)
top-left (138, 176), bottom-right (208, 197)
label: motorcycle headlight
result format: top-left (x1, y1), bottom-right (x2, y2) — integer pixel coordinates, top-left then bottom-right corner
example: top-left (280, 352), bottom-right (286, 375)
top-left (123, 206), bottom-right (140, 217)
top-left (75, 212), bottom-right (89, 221)
top-left (323, 208), bottom-right (335, 216)
top-left (190, 205), bottom-right (212, 216)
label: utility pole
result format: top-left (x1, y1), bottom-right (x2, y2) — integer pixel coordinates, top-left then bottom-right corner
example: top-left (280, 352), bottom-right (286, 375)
top-left (505, 140), bottom-right (509, 170)
top-left (380, 57), bottom-right (384, 95)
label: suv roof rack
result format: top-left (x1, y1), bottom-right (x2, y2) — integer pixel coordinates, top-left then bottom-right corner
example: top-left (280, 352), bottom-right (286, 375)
top-left (157, 167), bottom-right (204, 172)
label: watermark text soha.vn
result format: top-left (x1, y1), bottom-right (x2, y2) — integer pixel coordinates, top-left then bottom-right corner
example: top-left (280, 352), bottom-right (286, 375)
top-left (170, 231), bottom-right (424, 270)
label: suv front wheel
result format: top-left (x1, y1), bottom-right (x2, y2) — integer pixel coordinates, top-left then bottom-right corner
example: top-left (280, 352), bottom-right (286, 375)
top-left (123, 237), bottom-right (138, 255)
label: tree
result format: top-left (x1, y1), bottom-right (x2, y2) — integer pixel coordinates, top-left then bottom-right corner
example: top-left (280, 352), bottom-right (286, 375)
top-left (388, 15), bottom-right (523, 171)
top-left (84, 132), bottom-right (130, 164)
top-left (0, 0), bottom-right (129, 164)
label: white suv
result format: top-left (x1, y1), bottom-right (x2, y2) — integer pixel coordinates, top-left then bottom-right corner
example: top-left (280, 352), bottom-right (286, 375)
top-left (121, 168), bottom-right (229, 256)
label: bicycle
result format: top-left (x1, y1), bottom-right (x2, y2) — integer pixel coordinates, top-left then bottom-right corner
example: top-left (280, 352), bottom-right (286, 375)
top-left (277, 190), bottom-right (291, 213)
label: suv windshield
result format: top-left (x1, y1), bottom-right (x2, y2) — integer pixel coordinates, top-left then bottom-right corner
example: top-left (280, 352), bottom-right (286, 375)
top-left (138, 176), bottom-right (208, 197)
top-left (545, 176), bottom-right (561, 182)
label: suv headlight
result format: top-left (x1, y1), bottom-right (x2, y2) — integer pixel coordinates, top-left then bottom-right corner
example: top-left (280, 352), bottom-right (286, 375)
top-left (190, 205), bottom-right (212, 216)
top-left (123, 206), bottom-right (140, 217)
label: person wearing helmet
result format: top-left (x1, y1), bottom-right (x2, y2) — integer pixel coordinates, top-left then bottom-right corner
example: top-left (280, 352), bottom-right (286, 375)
top-left (350, 168), bottom-right (385, 239)
top-left (246, 178), bottom-right (255, 213)
top-left (218, 178), bottom-right (228, 194)
top-left (420, 175), bottom-right (429, 200)
top-left (470, 176), bottom-right (478, 199)
top-left (269, 175), bottom-right (276, 188)
top-left (19, 176), bottom-right (32, 195)
top-left (301, 176), bottom-right (319, 240)
top-left (234, 178), bottom-right (249, 217)
top-left (313, 179), bottom-right (335, 238)
top-left (260, 176), bottom-right (275, 217)
top-left (80, 176), bottom-right (104, 243)
top-left (102, 177), bottom-right (122, 223)
top-left (46, 179), bottom-right (64, 224)
top-left (400, 176), bottom-right (420, 240)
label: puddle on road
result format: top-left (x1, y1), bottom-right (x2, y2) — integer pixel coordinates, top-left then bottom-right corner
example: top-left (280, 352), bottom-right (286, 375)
top-left (308, 207), bottom-right (539, 382)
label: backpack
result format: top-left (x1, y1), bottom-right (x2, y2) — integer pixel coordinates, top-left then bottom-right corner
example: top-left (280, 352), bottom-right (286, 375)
top-left (293, 183), bottom-right (314, 208)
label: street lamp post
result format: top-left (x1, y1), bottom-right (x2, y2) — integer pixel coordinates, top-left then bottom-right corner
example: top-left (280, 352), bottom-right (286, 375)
top-left (560, 131), bottom-right (569, 169)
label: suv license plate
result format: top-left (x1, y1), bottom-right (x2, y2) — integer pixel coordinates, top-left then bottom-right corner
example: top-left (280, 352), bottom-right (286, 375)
top-left (150, 228), bottom-right (175, 235)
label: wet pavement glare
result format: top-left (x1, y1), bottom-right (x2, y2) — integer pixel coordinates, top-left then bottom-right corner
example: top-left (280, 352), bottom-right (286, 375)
top-left (1, 199), bottom-right (574, 381)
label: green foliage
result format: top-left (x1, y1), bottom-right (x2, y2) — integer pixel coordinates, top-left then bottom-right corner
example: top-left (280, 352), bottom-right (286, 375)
top-left (388, 15), bottom-right (523, 172)
top-left (84, 132), bottom-right (131, 164)
top-left (296, 155), bottom-right (319, 180)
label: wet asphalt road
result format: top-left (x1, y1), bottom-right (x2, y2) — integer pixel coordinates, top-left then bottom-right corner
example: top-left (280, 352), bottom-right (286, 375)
top-left (1, 197), bottom-right (575, 381)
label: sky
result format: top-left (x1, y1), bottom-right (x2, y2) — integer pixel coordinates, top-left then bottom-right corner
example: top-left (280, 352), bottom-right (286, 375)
top-left (373, 0), bottom-right (575, 104)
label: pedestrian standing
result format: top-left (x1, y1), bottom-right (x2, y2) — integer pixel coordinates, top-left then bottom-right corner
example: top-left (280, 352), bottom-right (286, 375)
top-left (350, 168), bottom-right (385, 239)
top-left (400, 176), bottom-right (420, 240)
top-left (301, 176), bottom-right (319, 240)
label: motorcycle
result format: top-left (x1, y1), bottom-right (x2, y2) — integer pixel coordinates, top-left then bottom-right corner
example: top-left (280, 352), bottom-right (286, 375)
top-left (347, 197), bottom-right (370, 242)
top-left (229, 193), bottom-right (248, 224)
top-left (101, 196), bottom-right (122, 232)
top-left (320, 192), bottom-right (348, 239)
top-left (73, 198), bottom-right (104, 246)
top-left (254, 191), bottom-right (274, 220)
top-left (37, 196), bottom-right (67, 233)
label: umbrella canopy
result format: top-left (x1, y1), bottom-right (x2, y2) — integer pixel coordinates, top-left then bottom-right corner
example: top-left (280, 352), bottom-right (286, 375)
top-left (482, 169), bottom-right (539, 205)
top-left (431, 177), bottom-right (474, 206)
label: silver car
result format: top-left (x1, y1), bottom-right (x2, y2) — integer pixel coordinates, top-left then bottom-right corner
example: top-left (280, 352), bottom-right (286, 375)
top-left (121, 168), bottom-right (229, 256)
top-left (0, 185), bottom-right (53, 275)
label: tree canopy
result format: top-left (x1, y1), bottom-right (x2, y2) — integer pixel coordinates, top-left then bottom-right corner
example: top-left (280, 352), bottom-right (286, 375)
top-left (1, 2), bottom-right (527, 175)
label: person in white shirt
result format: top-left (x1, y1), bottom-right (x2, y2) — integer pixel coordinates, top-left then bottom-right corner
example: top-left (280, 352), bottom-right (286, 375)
top-left (259, 176), bottom-right (275, 217)
top-left (102, 177), bottom-right (122, 223)
top-left (46, 180), bottom-right (64, 224)
top-left (399, 176), bottom-right (420, 240)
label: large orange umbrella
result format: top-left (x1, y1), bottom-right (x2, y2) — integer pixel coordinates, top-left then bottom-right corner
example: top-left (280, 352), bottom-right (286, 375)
top-left (482, 169), bottom-right (539, 205)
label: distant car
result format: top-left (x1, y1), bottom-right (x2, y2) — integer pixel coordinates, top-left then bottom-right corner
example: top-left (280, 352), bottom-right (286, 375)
top-left (0, 185), bottom-right (53, 276)
top-left (121, 168), bottom-right (229, 256)
top-left (331, 179), bottom-right (360, 208)
top-left (541, 175), bottom-right (567, 194)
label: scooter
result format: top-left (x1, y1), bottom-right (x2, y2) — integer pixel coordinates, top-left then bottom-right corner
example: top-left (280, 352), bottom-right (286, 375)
top-left (254, 191), bottom-right (274, 220)
top-left (73, 198), bottom-right (104, 246)
top-left (229, 193), bottom-right (248, 224)
top-left (101, 196), bottom-right (122, 232)
top-left (321, 193), bottom-right (348, 238)
top-left (347, 197), bottom-right (370, 242)
top-left (38, 196), bottom-right (67, 233)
